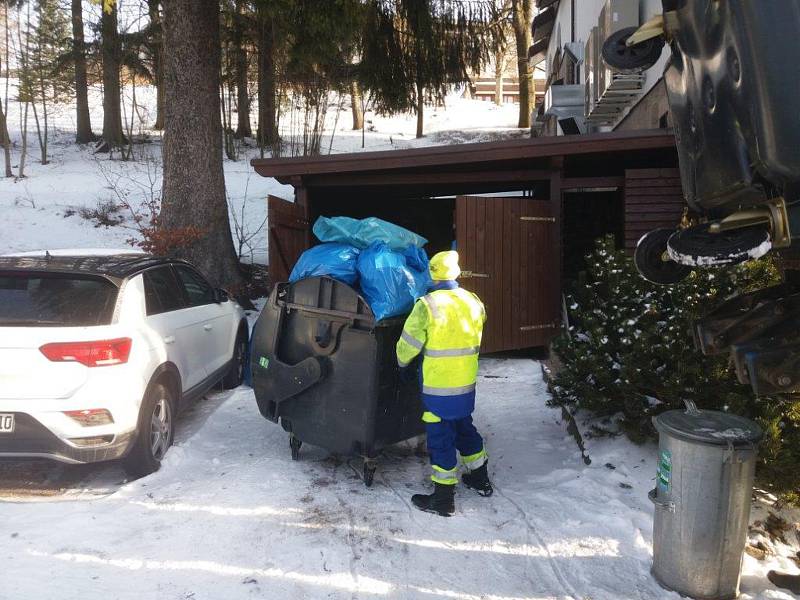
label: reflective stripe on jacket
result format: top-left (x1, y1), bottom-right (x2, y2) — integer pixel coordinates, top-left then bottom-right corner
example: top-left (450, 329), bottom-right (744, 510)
top-left (396, 285), bottom-right (486, 419)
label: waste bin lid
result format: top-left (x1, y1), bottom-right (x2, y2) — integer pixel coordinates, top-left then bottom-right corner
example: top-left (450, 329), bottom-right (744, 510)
top-left (654, 409), bottom-right (763, 446)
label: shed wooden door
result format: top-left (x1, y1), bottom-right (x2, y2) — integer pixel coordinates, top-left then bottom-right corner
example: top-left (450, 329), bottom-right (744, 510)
top-left (456, 196), bottom-right (559, 353)
top-left (268, 195), bottom-right (309, 285)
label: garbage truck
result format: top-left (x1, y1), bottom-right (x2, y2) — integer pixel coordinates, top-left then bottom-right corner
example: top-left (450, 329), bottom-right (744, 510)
top-left (603, 1), bottom-right (800, 596)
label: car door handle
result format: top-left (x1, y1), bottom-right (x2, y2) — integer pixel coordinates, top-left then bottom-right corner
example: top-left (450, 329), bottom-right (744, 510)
top-left (203, 324), bottom-right (213, 331)
top-left (164, 336), bottom-right (176, 344)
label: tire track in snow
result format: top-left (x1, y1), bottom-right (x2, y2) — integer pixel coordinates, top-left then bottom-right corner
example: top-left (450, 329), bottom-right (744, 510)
top-left (379, 469), bottom-right (423, 526)
top-left (377, 470), bottom-right (418, 598)
top-left (331, 457), bottom-right (361, 600)
top-left (493, 482), bottom-right (579, 600)
top-left (336, 496), bottom-right (360, 600)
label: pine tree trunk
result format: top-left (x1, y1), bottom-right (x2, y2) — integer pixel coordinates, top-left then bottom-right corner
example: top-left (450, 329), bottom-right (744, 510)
top-left (71, 0), bottom-right (94, 143)
top-left (147, 0), bottom-right (164, 130)
top-left (19, 101), bottom-right (29, 178)
top-left (233, 0), bottom-right (251, 138)
top-left (100, 5), bottom-right (125, 150)
top-left (235, 48), bottom-right (251, 138)
top-left (494, 47), bottom-right (505, 106)
top-left (415, 84), bottom-right (424, 139)
top-left (3, 10), bottom-right (11, 176)
top-left (161, 0), bottom-right (242, 288)
top-left (0, 97), bottom-right (11, 178)
top-left (257, 8), bottom-right (277, 151)
top-left (349, 80), bottom-right (363, 130)
top-left (512, 0), bottom-right (534, 129)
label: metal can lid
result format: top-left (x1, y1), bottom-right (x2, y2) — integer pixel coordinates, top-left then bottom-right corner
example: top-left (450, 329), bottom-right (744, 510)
top-left (654, 408), bottom-right (763, 446)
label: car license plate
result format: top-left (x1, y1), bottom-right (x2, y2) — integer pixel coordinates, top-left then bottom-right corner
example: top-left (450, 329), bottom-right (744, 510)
top-left (0, 414), bottom-right (14, 433)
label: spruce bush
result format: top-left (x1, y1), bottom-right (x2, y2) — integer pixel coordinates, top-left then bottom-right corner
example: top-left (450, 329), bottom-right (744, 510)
top-left (551, 235), bottom-right (799, 503)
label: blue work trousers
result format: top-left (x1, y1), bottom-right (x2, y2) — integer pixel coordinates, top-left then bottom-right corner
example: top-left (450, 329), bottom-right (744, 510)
top-left (426, 415), bottom-right (484, 472)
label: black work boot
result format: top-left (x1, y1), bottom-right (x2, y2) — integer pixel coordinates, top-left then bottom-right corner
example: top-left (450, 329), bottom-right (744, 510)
top-left (768, 571), bottom-right (800, 594)
top-left (411, 483), bottom-right (455, 517)
top-left (462, 463), bottom-right (493, 497)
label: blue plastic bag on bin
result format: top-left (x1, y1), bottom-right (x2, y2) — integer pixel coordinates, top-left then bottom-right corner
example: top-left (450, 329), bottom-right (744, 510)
top-left (357, 242), bottom-right (431, 321)
top-left (313, 216), bottom-right (428, 251)
top-left (288, 243), bottom-right (360, 286)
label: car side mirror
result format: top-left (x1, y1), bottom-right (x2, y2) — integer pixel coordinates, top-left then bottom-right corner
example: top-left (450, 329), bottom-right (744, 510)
top-left (214, 288), bottom-right (229, 303)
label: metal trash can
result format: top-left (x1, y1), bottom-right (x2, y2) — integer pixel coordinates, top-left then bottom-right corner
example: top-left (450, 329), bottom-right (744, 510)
top-left (650, 402), bottom-right (763, 600)
top-left (250, 276), bottom-right (424, 486)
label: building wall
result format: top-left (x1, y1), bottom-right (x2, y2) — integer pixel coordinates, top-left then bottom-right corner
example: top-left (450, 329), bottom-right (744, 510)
top-left (546, 0), bottom-right (606, 84)
top-left (614, 78), bottom-right (671, 131)
top-left (544, 0), bottom-right (671, 130)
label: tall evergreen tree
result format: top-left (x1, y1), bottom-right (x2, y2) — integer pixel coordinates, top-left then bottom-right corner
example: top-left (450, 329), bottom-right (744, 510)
top-left (1, 5), bottom-right (13, 177)
top-left (160, 0), bottom-right (242, 287)
top-left (25, 0), bottom-right (72, 164)
top-left (282, 0), bottom-right (363, 154)
top-left (511, 0), bottom-right (533, 128)
top-left (71, 0), bottom-right (95, 143)
top-left (254, 1), bottom-right (280, 151)
top-left (360, 0), bottom-right (491, 138)
top-left (99, 2), bottom-right (125, 151)
top-left (230, 0), bottom-right (251, 138)
top-left (146, 0), bottom-right (164, 129)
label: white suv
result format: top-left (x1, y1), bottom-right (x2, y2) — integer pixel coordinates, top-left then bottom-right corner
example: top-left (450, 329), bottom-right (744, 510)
top-left (0, 252), bottom-right (248, 476)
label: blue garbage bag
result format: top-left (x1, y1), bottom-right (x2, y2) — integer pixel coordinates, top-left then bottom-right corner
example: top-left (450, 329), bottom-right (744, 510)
top-left (288, 243), bottom-right (360, 286)
top-left (313, 216), bottom-right (428, 251)
top-left (357, 242), bottom-right (431, 321)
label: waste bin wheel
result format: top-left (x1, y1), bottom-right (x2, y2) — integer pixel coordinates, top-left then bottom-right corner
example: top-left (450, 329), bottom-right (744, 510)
top-left (290, 435), bottom-right (302, 461)
top-left (635, 228), bottom-right (692, 285)
top-left (602, 26), bottom-right (665, 73)
top-left (363, 461), bottom-right (377, 488)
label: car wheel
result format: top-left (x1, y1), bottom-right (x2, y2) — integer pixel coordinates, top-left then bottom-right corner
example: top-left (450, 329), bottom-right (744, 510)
top-left (222, 329), bottom-right (248, 390)
top-left (123, 382), bottom-right (175, 478)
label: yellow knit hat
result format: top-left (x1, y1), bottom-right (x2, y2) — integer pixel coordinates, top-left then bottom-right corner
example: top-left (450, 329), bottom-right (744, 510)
top-left (429, 250), bottom-right (461, 281)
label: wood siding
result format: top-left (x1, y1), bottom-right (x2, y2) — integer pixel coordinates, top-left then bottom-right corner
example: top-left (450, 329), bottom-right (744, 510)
top-left (624, 168), bottom-right (685, 251)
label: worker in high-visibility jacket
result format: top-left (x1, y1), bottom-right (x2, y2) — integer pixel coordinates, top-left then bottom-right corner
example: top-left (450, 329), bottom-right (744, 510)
top-left (396, 250), bottom-right (492, 517)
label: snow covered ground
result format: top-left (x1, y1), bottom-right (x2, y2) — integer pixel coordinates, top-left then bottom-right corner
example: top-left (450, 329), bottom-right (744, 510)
top-left (1, 360), bottom-right (797, 600)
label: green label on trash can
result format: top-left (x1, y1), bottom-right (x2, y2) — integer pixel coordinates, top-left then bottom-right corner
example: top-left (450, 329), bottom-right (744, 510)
top-left (259, 356), bottom-right (270, 369)
top-left (657, 450), bottom-right (672, 492)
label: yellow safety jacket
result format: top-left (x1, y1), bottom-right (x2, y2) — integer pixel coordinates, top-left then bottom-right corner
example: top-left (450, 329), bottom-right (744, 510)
top-left (396, 283), bottom-right (486, 419)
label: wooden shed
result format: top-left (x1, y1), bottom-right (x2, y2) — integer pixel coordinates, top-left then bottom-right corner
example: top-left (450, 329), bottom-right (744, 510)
top-left (251, 129), bottom-right (682, 353)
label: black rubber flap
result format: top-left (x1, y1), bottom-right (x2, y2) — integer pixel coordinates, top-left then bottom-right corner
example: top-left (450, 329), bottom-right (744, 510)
top-left (654, 409), bottom-right (763, 446)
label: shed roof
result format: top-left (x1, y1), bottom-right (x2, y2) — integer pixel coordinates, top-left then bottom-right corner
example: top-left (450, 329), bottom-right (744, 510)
top-left (251, 129), bottom-right (678, 197)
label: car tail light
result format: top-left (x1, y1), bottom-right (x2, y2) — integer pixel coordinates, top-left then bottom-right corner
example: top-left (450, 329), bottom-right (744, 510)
top-left (64, 409), bottom-right (115, 427)
top-left (39, 338), bottom-right (132, 367)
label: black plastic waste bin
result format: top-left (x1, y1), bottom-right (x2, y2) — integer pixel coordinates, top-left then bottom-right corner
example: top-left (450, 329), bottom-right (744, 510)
top-left (251, 276), bottom-right (424, 486)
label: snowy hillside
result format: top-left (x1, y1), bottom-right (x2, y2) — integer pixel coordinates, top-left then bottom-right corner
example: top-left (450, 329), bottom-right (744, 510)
top-left (0, 82), bottom-right (523, 262)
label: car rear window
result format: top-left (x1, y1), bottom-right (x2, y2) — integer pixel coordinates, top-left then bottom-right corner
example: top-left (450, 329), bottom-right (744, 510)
top-left (0, 273), bottom-right (119, 326)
